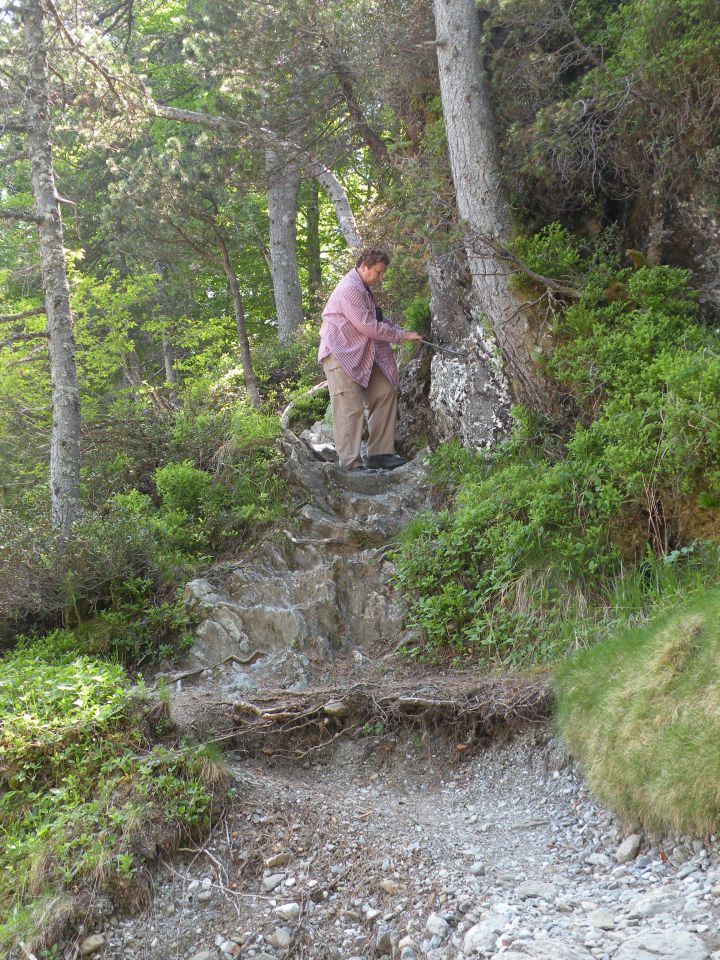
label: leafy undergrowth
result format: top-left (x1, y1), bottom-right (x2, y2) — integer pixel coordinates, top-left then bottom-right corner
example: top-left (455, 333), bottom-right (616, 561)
top-left (0, 634), bottom-right (230, 954)
top-left (554, 586), bottom-right (720, 833)
top-left (393, 247), bottom-right (720, 666)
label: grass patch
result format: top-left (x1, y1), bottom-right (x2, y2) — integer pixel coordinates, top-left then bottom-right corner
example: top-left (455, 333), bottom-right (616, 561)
top-left (555, 586), bottom-right (720, 833)
top-left (0, 634), bottom-right (229, 954)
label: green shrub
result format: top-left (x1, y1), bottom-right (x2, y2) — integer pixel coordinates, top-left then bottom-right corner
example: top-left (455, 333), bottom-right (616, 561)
top-left (511, 222), bottom-right (583, 282)
top-left (555, 586), bottom-right (720, 832)
top-left (403, 294), bottom-right (432, 336)
top-left (0, 637), bottom-right (223, 951)
top-left (393, 252), bottom-right (720, 664)
top-left (287, 389), bottom-right (329, 430)
top-left (154, 461), bottom-right (216, 517)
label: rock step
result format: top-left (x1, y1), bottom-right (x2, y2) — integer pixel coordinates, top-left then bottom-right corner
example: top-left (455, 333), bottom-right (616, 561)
top-left (180, 437), bottom-right (430, 690)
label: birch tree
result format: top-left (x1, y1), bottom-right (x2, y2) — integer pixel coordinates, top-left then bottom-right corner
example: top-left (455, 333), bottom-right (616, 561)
top-left (17, 0), bottom-right (82, 530)
top-left (266, 147), bottom-right (304, 342)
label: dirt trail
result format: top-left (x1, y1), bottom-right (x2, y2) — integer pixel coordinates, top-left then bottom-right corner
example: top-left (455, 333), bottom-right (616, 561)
top-left (102, 726), bottom-right (720, 960)
top-left (89, 438), bottom-right (720, 960)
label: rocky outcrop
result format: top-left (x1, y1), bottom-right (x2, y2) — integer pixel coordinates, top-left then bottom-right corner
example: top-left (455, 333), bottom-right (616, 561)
top-left (182, 435), bottom-right (430, 696)
top-left (398, 254), bottom-right (513, 454)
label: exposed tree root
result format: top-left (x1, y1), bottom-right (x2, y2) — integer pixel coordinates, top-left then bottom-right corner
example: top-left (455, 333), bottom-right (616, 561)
top-left (230, 673), bottom-right (551, 757)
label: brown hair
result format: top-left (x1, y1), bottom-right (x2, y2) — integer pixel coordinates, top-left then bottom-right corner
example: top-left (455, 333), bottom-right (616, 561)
top-left (356, 248), bottom-right (391, 268)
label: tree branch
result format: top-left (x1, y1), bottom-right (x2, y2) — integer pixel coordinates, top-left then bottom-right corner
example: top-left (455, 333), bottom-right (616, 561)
top-left (468, 232), bottom-right (582, 299)
top-left (0, 149), bottom-right (28, 169)
top-left (0, 121), bottom-right (28, 134)
top-left (150, 103), bottom-right (226, 131)
top-left (44, 0), bottom-right (128, 104)
top-left (0, 330), bottom-right (48, 349)
top-left (0, 207), bottom-right (41, 224)
top-left (0, 307), bottom-right (46, 324)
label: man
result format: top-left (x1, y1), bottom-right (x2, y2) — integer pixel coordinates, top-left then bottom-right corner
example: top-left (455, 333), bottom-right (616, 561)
top-left (318, 249), bottom-right (422, 472)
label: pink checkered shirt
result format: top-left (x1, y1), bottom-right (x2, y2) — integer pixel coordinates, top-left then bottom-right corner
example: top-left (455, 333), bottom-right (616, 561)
top-left (318, 268), bottom-right (406, 388)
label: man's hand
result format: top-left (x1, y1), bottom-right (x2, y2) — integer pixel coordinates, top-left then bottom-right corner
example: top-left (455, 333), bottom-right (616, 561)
top-left (403, 331), bottom-right (423, 342)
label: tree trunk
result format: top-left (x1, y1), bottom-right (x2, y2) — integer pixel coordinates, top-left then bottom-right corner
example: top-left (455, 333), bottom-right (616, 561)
top-left (21, 0), bottom-right (82, 531)
top-left (305, 157), bottom-right (362, 253)
top-left (155, 262), bottom-right (179, 404)
top-left (214, 228), bottom-right (262, 407)
top-left (305, 179), bottom-right (323, 314)
top-left (433, 0), bottom-right (556, 413)
top-left (426, 255), bottom-right (511, 447)
top-left (266, 147), bottom-right (304, 342)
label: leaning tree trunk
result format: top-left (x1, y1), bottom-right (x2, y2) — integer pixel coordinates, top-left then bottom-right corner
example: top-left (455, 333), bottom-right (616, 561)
top-left (214, 229), bottom-right (262, 407)
top-left (21, 0), bottom-right (82, 531)
top-left (433, 0), bottom-right (556, 413)
top-left (266, 148), bottom-right (304, 342)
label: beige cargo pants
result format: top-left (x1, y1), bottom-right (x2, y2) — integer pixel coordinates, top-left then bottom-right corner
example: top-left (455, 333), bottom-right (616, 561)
top-left (323, 355), bottom-right (397, 469)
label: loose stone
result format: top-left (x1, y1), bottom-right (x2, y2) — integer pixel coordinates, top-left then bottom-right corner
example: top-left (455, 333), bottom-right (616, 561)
top-left (616, 834), bottom-right (642, 864)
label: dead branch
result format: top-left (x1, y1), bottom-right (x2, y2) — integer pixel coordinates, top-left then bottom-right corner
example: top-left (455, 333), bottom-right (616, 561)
top-left (0, 306), bottom-right (45, 324)
top-left (0, 330), bottom-right (48, 349)
top-left (0, 207), bottom-right (41, 225)
top-left (279, 381), bottom-right (329, 430)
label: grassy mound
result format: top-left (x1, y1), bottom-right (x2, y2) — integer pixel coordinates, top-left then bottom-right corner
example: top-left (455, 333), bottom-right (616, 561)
top-left (555, 587), bottom-right (720, 833)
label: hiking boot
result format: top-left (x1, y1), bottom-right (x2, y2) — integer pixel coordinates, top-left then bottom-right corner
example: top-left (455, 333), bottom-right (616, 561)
top-left (345, 464), bottom-right (381, 474)
top-left (365, 454), bottom-right (407, 470)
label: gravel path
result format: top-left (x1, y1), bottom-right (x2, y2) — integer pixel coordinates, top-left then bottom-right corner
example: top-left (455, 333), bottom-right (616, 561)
top-left (68, 442), bottom-right (720, 960)
top-left (88, 726), bottom-right (720, 960)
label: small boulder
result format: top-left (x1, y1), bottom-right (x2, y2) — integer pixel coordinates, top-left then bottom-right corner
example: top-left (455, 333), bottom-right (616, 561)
top-left (616, 833), bottom-right (642, 863)
top-left (80, 934), bottom-right (105, 957)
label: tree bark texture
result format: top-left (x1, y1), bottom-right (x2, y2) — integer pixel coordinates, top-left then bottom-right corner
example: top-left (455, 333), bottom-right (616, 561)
top-left (214, 229), bottom-right (262, 407)
top-left (305, 179), bottom-right (323, 314)
top-left (427, 255), bottom-right (511, 447)
top-left (266, 148), bottom-right (304, 342)
top-left (305, 157), bottom-right (362, 253)
top-left (21, 0), bottom-right (82, 530)
top-left (433, 0), bottom-right (555, 413)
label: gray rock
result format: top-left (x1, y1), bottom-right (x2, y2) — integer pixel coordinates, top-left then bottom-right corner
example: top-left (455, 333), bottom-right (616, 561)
top-left (79, 935), bottom-right (105, 957)
top-left (627, 887), bottom-right (683, 918)
top-left (273, 902), bottom-right (301, 921)
top-left (270, 926), bottom-right (292, 948)
top-left (426, 912), bottom-right (449, 938)
top-left (588, 908), bottom-right (615, 930)
top-left (585, 852), bottom-right (612, 868)
top-left (375, 926), bottom-right (399, 955)
top-left (490, 941), bottom-right (593, 959)
top-left (613, 931), bottom-right (709, 960)
top-left (462, 914), bottom-right (505, 955)
top-left (616, 834), bottom-right (642, 864)
top-left (517, 881), bottom-right (557, 901)
top-left (262, 872), bottom-right (286, 891)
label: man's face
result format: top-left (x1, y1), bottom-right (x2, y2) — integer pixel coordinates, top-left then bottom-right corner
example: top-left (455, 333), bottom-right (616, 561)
top-left (357, 261), bottom-right (387, 286)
